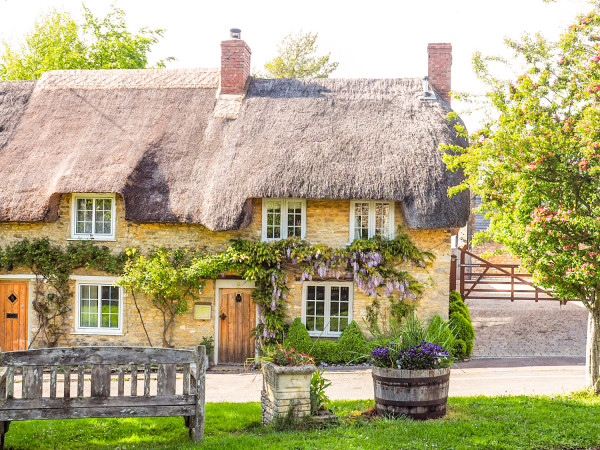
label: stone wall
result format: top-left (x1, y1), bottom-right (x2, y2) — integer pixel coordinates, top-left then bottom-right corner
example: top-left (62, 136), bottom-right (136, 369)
top-left (0, 194), bottom-right (452, 350)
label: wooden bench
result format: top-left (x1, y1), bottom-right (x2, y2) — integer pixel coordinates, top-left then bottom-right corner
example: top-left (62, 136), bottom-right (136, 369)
top-left (0, 345), bottom-right (206, 449)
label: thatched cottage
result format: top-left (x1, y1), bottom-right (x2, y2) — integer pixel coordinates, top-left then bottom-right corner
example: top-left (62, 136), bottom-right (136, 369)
top-left (0, 31), bottom-right (468, 363)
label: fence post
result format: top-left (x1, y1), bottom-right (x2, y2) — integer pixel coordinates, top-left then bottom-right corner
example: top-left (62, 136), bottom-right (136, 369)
top-left (510, 267), bottom-right (515, 302)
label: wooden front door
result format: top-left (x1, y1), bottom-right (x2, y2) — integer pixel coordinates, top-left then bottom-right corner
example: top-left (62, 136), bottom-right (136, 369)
top-left (218, 288), bottom-right (255, 364)
top-left (0, 281), bottom-right (28, 351)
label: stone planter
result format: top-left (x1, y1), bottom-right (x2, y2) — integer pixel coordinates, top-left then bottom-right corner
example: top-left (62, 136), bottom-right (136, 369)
top-left (372, 366), bottom-right (450, 420)
top-left (261, 362), bottom-right (316, 425)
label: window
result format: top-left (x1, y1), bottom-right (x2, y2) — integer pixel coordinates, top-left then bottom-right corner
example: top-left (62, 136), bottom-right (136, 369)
top-left (349, 200), bottom-right (395, 241)
top-left (302, 282), bottom-right (353, 337)
top-left (75, 281), bottom-right (122, 334)
top-left (262, 199), bottom-right (306, 241)
top-left (71, 194), bottom-right (116, 240)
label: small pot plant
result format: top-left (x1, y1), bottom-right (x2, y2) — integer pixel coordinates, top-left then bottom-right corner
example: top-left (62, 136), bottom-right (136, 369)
top-left (368, 314), bottom-right (455, 420)
top-left (259, 344), bottom-right (317, 425)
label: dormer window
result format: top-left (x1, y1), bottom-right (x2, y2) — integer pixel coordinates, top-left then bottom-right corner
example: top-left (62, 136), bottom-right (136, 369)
top-left (71, 194), bottom-right (116, 240)
top-left (261, 199), bottom-right (306, 241)
top-left (349, 200), bottom-right (395, 241)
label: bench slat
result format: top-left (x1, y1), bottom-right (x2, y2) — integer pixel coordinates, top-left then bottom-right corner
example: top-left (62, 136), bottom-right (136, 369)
top-left (50, 367), bottom-right (57, 398)
top-left (6, 367), bottom-right (14, 399)
top-left (23, 366), bottom-right (43, 399)
top-left (131, 365), bottom-right (138, 397)
top-left (0, 347), bottom-right (196, 366)
top-left (1, 394), bottom-right (196, 410)
top-left (77, 366), bottom-right (85, 397)
top-left (144, 365), bottom-right (151, 397)
top-left (64, 367), bottom-right (71, 398)
top-left (0, 405), bottom-right (195, 421)
top-left (91, 366), bottom-right (111, 398)
top-left (158, 364), bottom-right (176, 396)
top-left (183, 364), bottom-right (190, 396)
top-left (117, 367), bottom-right (124, 397)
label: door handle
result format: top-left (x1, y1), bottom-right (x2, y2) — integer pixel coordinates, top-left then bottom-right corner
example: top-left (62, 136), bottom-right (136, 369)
top-left (220, 313), bottom-right (227, 321)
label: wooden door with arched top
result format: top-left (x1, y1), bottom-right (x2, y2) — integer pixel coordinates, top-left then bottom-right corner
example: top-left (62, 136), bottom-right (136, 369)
top-left (218, 288), bottom-right (255, 364)
top-left (0, 281), bottom-right (28, 351)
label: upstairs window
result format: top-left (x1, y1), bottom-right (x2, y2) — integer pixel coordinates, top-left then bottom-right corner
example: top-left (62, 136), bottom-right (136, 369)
top-left (262, 199), bottom-right (306, 241)
top-left (71, 194), bottom-right (116, 240)
top-left (349, 200), bottom-right (395, 241)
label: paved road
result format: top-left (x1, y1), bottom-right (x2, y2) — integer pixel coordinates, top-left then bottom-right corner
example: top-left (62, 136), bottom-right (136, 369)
top-left (205, 358), bottom-right (587, 402)
top-left (467, 298), bottom-right (587, 358)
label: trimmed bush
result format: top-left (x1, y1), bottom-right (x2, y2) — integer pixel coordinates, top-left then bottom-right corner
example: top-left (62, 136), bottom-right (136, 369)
top-left (448, 291), bottom-right (475, 360)
top-left (310, 340), bottom-right (341, 365)
top-left (283, 318), bottom-right (312, 355)
top-left (337, 321), bottom-right (368, 363)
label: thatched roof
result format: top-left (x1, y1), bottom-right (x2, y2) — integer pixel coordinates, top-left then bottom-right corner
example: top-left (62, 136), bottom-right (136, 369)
top-left (0, 69), bottom-right (469, 230)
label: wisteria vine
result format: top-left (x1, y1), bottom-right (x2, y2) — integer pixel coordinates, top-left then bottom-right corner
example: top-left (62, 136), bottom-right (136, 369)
top-left (187, 227), bottom-right (435, 346)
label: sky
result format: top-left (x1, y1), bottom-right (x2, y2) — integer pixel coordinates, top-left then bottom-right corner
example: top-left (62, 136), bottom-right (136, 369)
top-left (0, 0), bottom-right (593, 130)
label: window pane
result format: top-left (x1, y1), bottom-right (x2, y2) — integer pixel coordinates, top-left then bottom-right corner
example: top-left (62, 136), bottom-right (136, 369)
top-left (315, 316), bottom-right (325, 331)
top-left (329, 286), bottom-right (350, 333)
top-left (316, 286), bottom-right (325, 301)
top-left (101, 286), bottom-right (119, 329)
top-left (375, 202), bottom-right (390, 238)
top-left (354, 202), bottom-right (369, 240)
top-left (331, 317), bottom-right (339, 332)
top-left (76, 199), bottom-right (93, 234)
top-left (94, 199), bottom-right (112, 235)
top-left (287, 201), bottom-right (303, 237)
top-left (266, 200), bottom-right (282, 239)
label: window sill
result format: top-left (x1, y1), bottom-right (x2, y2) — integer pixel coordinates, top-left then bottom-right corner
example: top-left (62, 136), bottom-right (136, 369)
top-left (71, 330), bottom-right (123, 336)
top-left (308, 332), bottom-right (342, 338)
top-left (68, 237), bottom-right (116, 242)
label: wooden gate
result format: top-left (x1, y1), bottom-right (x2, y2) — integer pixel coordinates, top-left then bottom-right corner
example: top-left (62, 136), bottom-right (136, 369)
top-left (217, 288), bottom-right (256, 364)
top-left (451, 246), bottom-right (565, 303)
top-left (0, 281), bottom-right (28, 351)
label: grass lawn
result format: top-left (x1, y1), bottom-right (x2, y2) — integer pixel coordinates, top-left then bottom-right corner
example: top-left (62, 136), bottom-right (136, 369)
top-left (3, 392), bottom-right (600, 449)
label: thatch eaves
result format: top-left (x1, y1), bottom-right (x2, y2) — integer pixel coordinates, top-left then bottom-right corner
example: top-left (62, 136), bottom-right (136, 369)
top-left (0, 69), bottom-right (469, 230)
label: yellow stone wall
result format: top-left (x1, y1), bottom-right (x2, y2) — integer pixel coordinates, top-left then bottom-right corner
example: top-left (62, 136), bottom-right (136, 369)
top-left (0, 195), bottom-right (451, 349)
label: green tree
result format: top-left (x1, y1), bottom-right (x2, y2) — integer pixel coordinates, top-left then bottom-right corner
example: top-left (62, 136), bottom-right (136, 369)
top-left (444, 3), bottom-right (600, 392)
top-left (0, 5), bottom-right (172, 80)
top-left (260, 31), bottom-right (338, 78)
top-left (117, 249), bottom-right (204, 348)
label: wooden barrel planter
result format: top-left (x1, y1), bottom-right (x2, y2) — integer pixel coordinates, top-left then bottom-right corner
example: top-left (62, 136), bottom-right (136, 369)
top-left (372, 366), bottom-right (450, 419)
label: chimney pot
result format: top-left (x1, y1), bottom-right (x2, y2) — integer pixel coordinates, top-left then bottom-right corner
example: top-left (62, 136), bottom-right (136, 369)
top-left (230, 28), bottom-right (242, 39)
top-left (427, 43), bottom-right (452, 104)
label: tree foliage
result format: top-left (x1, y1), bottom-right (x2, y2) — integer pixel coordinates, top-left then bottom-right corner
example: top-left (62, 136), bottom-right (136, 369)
top-left (444, 3), bottom-right (600, 391)
top-left (260, 31), bottom-right (338, 79)
top-left (0, 5), bottom-right (172, 80)
top-left (117, 248), bottom-right (204, 348)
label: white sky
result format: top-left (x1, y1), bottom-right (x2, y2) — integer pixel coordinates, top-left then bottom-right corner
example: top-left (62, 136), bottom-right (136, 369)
top-left (0, 0), bottom-right (592, 130)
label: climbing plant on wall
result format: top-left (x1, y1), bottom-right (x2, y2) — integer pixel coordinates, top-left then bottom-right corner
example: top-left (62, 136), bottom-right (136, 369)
top-left (183, 226), bottom-right (435, 347)
top-left (1, 238), bottom-right (126, 348)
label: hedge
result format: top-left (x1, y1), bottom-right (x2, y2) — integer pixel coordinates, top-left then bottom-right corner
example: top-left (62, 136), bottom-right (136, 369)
top-left (448, 290), bottom-right (475, 360)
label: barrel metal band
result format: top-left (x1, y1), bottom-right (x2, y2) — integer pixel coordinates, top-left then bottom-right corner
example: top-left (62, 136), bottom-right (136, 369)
top-left (375, 397), bottom-right (447, 407)
top-left (372, 372), bottom-right (450, 385)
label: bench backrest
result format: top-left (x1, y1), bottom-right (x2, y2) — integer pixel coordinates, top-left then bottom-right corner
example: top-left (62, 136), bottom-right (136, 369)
top-left (0, 346), bottom-right (206, 401)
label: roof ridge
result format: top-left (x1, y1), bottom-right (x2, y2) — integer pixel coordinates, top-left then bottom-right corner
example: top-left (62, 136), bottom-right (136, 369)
top-left (36, 68), bottom-right (220, 90)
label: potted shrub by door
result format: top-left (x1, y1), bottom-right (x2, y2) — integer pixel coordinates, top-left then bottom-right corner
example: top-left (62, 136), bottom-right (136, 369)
top-left (370, 340), bottom-right (452, 419)
top-left (260, 345), bottom-right (316, 425)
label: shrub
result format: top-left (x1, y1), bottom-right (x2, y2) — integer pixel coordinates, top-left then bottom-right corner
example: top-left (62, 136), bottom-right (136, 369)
top-left (284, 318), bottom-right (312, 354)
top-left (310, 340), bottom-right (340, 365)
top-left (448, 291), bottom-right (475, 360)
top-left (337, 321), bottom-right (368, 363)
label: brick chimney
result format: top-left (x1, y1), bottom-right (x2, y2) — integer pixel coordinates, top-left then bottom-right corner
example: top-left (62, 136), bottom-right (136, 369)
top-left (220, 28), bottom-right (251, 95)
top-left (427, 43), bottom-right (452, 104)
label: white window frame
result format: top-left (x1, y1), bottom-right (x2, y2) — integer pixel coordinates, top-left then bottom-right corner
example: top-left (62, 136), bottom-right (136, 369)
top-left (70, 193), bottom-right (116, 241)
top-left (349, 200), bottom-right (395, 241)
top-left (301, 281), bottom-right (353, 337)
top-left (73, 278), bottom-right (123, 335)
top-left (261, 198), bottom-right (307, 241)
